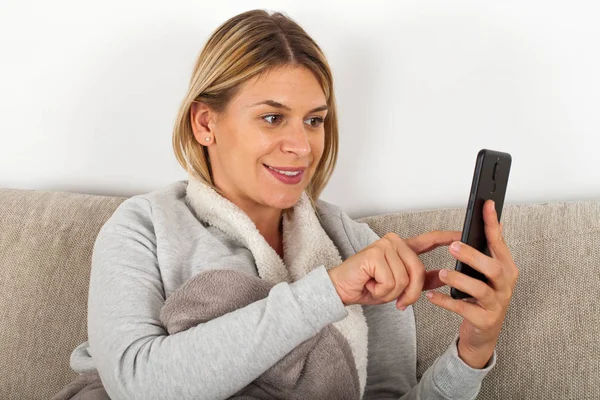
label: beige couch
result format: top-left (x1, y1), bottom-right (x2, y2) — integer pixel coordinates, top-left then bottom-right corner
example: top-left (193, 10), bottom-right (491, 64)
top-left (1, 187), bottom-right (598, 400)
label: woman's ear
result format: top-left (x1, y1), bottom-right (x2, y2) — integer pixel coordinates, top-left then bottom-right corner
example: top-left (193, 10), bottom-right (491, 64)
top-left (190, 101), bottom-right (216, 145)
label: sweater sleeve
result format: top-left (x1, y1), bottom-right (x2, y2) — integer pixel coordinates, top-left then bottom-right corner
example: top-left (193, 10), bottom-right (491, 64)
top-left (397, 334), bottom-right (496, 400)
top-left (340, 212), bottom-right (497, 400)
top-left (87, 197), bottom-right (349, 400)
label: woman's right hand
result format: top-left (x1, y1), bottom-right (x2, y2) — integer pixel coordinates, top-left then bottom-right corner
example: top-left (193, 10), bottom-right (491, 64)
top-left (327, 230), bottom-right (462, 309)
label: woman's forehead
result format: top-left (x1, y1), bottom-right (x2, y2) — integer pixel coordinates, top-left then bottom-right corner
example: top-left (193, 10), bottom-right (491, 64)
top-left (235, 68), bottom-right (327, 110)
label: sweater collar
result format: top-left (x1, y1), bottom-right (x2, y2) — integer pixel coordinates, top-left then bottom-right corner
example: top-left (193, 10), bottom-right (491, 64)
top-left (183, 174), bottom-right (343, 285)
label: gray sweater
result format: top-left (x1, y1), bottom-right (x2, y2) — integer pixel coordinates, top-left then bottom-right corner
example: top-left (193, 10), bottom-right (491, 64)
top-left (69, 180), bottom-right (496, 400)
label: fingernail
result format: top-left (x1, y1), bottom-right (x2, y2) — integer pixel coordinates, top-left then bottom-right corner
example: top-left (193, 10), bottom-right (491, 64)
top-left (426, 291), bottom-right (434, 298)
top-left (399, 305), bottom-right (407, 311)
top-left (450, 241), bottom-right (461, 252)
top-left (440, 269), bottom-right (448, 278)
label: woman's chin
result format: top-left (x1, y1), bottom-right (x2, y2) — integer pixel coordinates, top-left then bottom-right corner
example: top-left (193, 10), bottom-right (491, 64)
top-left (262, 190), bottom-right (303, 210)
top-left (257, 173), bottom-right (309, 209)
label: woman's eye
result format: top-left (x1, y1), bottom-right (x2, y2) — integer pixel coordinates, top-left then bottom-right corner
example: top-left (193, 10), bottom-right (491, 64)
top-left (305, 117), bottom-right (324, 128)
top-left (262, 114), bottom-right (324, 127)
top-left (263, 114), bottom-right (282, 124)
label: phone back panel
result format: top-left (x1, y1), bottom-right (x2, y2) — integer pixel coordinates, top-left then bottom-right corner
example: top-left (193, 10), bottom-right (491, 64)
top-left (451, 149), bottom-right (512, 299)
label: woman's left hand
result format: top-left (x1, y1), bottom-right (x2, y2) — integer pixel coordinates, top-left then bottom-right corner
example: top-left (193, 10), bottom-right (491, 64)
top-left (425, 199), bottom-right (520, 369)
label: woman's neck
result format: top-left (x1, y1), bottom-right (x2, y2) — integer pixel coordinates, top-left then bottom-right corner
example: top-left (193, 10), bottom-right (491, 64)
top-left (237, 202), bottom-right (283, 258)
top-left (213, 184), bottom-right (285, 258)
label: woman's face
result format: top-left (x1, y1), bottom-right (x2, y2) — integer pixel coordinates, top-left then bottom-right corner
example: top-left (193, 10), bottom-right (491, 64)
top-left (191, 65), bottom-right (327, 214)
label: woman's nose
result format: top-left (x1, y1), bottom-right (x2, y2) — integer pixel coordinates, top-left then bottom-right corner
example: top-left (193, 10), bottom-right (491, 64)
top-left (281, 122), bottom-right (311, 156)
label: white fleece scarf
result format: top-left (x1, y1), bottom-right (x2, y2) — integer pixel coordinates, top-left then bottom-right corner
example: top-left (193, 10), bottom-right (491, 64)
top-left (184, 175), bottom-right (369, 396)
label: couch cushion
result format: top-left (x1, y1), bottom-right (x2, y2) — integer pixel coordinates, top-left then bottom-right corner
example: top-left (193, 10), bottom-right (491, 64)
top-left (0, 188), bottom-right (126, 400)
top-left (357, 199), bottom-right (600, 399)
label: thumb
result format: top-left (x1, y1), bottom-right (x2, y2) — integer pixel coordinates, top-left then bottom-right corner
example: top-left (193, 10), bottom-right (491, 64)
top-left (422, 269), bottom-right (447, 291)
top-left (366, 278), bottom-right (377, 293)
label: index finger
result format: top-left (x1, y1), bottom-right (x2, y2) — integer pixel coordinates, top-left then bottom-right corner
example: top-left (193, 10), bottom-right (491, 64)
top-left (404, 230), bottom-right (462, 255)
top-left (392, 237), bottom-right (427, 306)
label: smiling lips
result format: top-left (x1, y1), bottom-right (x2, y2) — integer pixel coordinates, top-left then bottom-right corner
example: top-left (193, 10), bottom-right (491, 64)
top-left (264, 164), bottom-right (306, 184)
top-left (263, 164), bottom-right (307, 172)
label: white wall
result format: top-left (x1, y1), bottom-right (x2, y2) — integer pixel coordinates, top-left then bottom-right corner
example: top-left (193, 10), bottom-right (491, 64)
top-left (1, 0), bottom-right (598, 218)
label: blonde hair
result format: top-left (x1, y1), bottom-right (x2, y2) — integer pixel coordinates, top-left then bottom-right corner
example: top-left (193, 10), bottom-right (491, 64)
top-left (172, 9), bottom-right (339, 217)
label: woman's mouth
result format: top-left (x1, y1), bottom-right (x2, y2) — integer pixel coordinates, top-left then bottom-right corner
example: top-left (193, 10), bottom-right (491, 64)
top-left (263, 164), bottom-right (305, 185)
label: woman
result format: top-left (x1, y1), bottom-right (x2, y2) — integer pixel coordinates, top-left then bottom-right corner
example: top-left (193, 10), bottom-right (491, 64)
top-left (55, 9), bottom-right (519, 400)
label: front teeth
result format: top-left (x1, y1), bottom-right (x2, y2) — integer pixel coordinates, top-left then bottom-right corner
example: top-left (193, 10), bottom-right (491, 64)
top-left (267, 165), bottom-right (301, 176)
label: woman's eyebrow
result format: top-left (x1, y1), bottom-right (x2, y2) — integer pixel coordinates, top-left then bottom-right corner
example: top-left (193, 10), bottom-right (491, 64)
top-left (249, 99), bottom-right (328, 113)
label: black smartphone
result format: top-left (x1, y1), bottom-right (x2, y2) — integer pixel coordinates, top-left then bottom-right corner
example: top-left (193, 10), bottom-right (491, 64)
top-left (450, 149), bottom-right (512, 300)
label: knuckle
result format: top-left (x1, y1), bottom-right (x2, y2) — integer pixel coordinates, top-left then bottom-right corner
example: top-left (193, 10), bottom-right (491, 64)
top-left (376, 282), bottom-right (394, 298)
top-left (483, 316), bottom-right (497, 331)
top-left (369, 286), bottom-right (382, 299)
top-left (384, 232), bottom-right (403, 246)
top-left (438, 293), bottom-right (449, 305)
top-left (498, 236), bottom-right (506, 248)
top-left (396, 273), bottom-right (409, 288)
top-left (384, 279), bottom-right (396, 291)
top-left (466, 253), bottom-right (476, 267)
top-left (455, 299), bottom-right (466, 314)
top-left (484, 286), bottom-right (496, 301)
top-left (488, 265), bottom-right (502, 280)
top-left (499, 232), bottom-right (506, 243)
top-left (405, 292), bottom-right (419, 305)
top-left (383, 293), bottom-right (396, 303)
top-left (383, 232), bottom-right (398, 241)
top-left (366, 246), bottom-right (384, 258)
top-left (430, 230), bottom-right (443, 242)
top-left (479, 319), bottom-right (492, 331)
top-left (490, 232), bottom-right (501, 246)
top-left (382, 292), bottom-right (397, 303)
top-left (396, 281), bottom-right (409, 294)
top-left (500, 290), bottom-right (513, 304)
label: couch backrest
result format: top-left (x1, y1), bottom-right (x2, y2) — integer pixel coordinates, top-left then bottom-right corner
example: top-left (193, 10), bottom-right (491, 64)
top-left (357, 199), bottom-right (600, 399)
top-left (0, 188), bottom-right (126, 400)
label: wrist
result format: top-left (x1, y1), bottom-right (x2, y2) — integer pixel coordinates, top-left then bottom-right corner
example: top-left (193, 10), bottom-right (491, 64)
top-left (326, 268), bottom-right (347, 306)
top-left (457, 338), bottom-right (495, 369)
